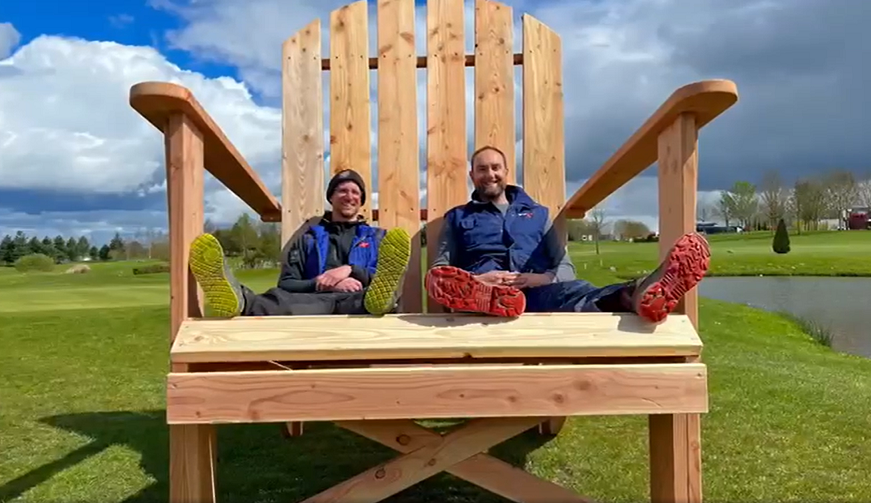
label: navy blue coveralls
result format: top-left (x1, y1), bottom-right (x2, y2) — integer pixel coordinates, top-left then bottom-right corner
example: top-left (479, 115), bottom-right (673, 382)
top-left (438, 185), bottom-right (629, 312)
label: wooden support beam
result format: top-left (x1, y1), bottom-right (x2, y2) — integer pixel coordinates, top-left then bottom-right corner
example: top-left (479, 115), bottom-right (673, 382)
top-left (166, 364), bottom-right (708, 424)
top-left (338, 419), bottom-right (595, 502)
top-left (164, 113), bottom-right (216, 503)
top-left (301, 418), bottom-right (541, 503)
top-left (321, 52), bottom-right (523, 70)
top-left (649, 113), bottom-right (703, 503)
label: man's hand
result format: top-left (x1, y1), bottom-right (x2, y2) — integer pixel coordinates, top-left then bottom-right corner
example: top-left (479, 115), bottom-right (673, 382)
top-left (315, 265), bottom-right (352, 291)
top-left (332, 277), bottom-right (363, 292)
top-left (506, 272), bottom-right (553, 289)
top-left (474, 270), bottom-right (518, 287)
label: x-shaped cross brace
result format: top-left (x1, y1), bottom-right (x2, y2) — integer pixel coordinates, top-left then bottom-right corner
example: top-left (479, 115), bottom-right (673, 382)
top-left (298, 417), bottom-right (595, 503)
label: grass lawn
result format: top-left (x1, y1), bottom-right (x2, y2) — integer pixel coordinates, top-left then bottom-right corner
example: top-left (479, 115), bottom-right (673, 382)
top-left (2, 246), bottom-right (871, 502)
top-left (571, 230), bottom-right (871, 279)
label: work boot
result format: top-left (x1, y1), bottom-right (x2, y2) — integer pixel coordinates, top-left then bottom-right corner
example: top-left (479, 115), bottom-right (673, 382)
top-left (188, 233), bottom-right (245, 318)
top-left (425, 266), bottom-right (526, 317)
top-left (363, 228), bottom-right (412, 315)
top-left (630, 232), bottom-right (711, 323)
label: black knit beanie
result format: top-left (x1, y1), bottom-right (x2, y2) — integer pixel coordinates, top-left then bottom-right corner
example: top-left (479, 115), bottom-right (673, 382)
top-left (326, 169), bottom-right (366, 205)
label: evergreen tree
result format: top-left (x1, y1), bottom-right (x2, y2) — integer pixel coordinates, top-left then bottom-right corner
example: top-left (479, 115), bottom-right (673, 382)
top-left (109, 232), bottom-right (125, 252)
top-left (12, 231), bottom-right (29, 261)
top-left (66, 236), bottom-right (79, 261)
top-left (772, 218), bottom-right (791, 254)
top-left (28, 236), bottom-right (42, 255)
top-left (77, 236), bottom-right (91, 258)
top-left (0, 235), bottom-right (13, 264)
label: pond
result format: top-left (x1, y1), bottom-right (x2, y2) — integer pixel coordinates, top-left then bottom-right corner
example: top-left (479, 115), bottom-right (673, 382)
top-left (698, 276), bottom-right (871, 358)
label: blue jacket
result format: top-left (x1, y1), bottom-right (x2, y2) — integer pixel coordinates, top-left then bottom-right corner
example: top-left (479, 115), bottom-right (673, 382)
top-left (277, 213), bottom-right (385, 293)
top-left (301, 222), bottom-right (384, 279)
top-left (443, 185), bottom-right (555, 275)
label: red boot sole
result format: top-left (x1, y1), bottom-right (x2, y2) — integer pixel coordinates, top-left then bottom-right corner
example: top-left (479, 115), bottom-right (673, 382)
top-left (636, 233), bottom-right (711, 323)
top-left (425, 266), bottom-right (526, 317)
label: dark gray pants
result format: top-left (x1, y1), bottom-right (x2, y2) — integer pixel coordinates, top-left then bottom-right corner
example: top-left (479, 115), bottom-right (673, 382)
top-left (242, 287), bottom-right (367, 316)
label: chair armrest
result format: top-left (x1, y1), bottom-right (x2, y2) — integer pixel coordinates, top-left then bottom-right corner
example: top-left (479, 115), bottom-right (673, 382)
top-left (561, 80), bottom-right (738, 219)
top-left (130, 82), bottom-right (282, 222)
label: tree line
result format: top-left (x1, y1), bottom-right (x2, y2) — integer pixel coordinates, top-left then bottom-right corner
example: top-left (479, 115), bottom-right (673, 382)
top-left (705, 168), bottom-right (870, 232)
top-left (0, 214), bottom-right (282, 268)
top-left (4, 168), bottom-right (866, 267)
top-left (0, 230), bottom-right (156, 265)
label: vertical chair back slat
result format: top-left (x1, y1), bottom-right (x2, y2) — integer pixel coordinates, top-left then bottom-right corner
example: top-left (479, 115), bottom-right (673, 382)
top-left (376, 0), bottom-right (423, 313)
top-left (474, 0), bottom-right (516, 185)
top-left (521, 15), bottom-right (566, 239)
top-left (330, 1), bottom-right (373, 221)
top-left (425, 0), bottom-right (469, 313)
top-left (281, 20), bottom-right (325, 246)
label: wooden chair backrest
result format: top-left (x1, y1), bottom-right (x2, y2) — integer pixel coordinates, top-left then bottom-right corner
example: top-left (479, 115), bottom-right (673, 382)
top-left (281, 0), bottom-right (564, 313)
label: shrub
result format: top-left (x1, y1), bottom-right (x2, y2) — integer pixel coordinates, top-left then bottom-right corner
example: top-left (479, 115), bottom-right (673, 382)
top-left (133, 263), bottom-right (170, 275)
top-left (772, 218), bottom-right (790, 254)
top-left (14, 253), bottom-right (56, 273)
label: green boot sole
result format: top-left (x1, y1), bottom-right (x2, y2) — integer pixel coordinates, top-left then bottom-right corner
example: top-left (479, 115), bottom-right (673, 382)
top-left (364, 228), bottom-right (412, 315)
top-left (189, 233), bottom-right (244, 318)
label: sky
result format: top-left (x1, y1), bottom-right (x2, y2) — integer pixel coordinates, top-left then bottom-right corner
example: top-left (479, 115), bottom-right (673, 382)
top-left (0, 0), bottom-right (869, 246)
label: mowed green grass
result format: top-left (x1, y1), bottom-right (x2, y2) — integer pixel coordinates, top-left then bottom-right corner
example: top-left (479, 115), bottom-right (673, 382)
top-left (571, 230), bottom-right (871, 280)
top-left (1, 231), bottom-right (871, 502)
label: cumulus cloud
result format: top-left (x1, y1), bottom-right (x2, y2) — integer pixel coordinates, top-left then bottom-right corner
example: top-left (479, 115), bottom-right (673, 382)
top-left (0, 29), bottom-right (280, 241)
top-left (0, 23), bottom-right (20, 59)
top-left (0, 34), bottom-right (281, 194)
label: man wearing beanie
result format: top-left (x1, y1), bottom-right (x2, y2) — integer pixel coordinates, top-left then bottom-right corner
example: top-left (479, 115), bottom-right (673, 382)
top-left (186, 168), bottom-right (411, 317)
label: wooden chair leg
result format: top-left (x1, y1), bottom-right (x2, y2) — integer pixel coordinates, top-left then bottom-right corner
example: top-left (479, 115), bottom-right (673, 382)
top-left (538, 417), bottom-right (567, 436)
top-left (169, 424), bottom-right (216, 503)
top-left (283, 421), bottom-right (304, 437)
top-left (649, 413), bottom-right (702, 503)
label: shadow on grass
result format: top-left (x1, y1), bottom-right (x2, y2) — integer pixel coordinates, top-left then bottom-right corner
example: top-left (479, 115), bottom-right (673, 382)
top-left (2, 410), bottom-right (553, 503)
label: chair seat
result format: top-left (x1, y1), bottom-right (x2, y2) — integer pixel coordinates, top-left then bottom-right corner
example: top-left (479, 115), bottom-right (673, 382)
top-left (170, 312), bottom-right (703, 364)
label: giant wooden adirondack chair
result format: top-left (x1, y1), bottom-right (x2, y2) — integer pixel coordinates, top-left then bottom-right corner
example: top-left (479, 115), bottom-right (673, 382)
top-left (129, 0), bottom-right (737, 501)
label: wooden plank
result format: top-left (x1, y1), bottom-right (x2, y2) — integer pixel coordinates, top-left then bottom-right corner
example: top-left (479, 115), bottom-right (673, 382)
top-left (520, 15), bottom-right (570, 438)
top-left (164, 114), bottom-right (216, 503)
top-left (426, 0), bottom-right (468, 312)
top-left (371, 208), bottom-right (428, 222)
top-left (475, 0), bottom-right (515, 184)
top-left (650, 113), bottom-right (703, 503)
top-left (522, 14), bottom-right (565, 226)
top-left (170, 312), bottom-right (702, 363)
top-left (282, 20), bottom-right (325, 245)
top-left (320, 53), bottom-right (524, 70)
top-left (165, 114), bottom-right (205, 342)
top-left (166, 363), bottom-right (709, 424)
top-left (330, 1), bottom-right (372, 220)
top-left (657, 113), bottom-right (700, 326)
top-left (377, 0), bottom-right (422, 313)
